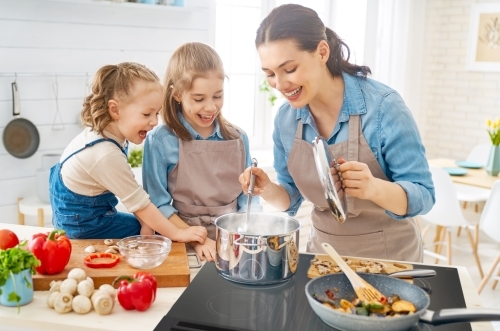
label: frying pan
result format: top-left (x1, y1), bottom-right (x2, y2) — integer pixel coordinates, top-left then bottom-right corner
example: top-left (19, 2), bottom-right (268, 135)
top-left (3, 82), bottom-right (40, 158)
top-left (305, 273), bottom-right (500, 331)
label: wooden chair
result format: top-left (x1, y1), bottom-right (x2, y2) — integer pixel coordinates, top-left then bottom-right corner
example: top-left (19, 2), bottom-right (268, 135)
top-left (477, 181), bottom-right (500, 293)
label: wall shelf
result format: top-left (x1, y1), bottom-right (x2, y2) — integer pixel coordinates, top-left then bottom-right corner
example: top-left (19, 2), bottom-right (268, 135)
top-left (47, 0), bottom-right (192, 12)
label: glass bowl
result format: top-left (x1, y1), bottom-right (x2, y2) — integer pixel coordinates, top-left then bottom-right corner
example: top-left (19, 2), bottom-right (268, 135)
top-left (117, 235), bottom-right (172, 270)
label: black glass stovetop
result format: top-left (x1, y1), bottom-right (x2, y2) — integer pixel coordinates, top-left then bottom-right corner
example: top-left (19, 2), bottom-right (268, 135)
top-left (154, 254), bottom-right (472, 331)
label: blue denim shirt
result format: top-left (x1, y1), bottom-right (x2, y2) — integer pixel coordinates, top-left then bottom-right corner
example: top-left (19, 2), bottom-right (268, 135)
top-left (274, 72), bottom-right (435, 219)
top-left (142, 113), bottom-right (260, 219)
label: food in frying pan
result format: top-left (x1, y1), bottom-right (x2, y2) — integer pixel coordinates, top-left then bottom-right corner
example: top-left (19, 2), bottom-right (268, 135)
top-left (313, 291), bottom-right (416, 318)
top-left (311, 257), bottom-right (388, 275)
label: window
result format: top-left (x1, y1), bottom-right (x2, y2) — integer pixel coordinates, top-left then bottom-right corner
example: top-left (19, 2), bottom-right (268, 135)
top-left (215, 0), bottom-right (367, 151)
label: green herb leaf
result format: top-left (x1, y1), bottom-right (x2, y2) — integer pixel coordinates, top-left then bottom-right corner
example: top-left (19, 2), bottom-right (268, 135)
top-left (0, 241), bottom-right (40, 312)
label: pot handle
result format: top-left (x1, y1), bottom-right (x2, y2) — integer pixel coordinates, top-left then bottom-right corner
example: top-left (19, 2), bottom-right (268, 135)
top-left (420, 308), bottom-right (500, 325)
top-left (233, 235), bottom-right (266, 247)
top-left (12, 82), bottom-right (20, 116)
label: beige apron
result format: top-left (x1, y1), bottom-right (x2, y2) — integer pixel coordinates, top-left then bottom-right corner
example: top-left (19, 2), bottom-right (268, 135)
top-left (168, 127), bottom-right (245, 241)
top-left (288, 115), bottom-right (423, 262)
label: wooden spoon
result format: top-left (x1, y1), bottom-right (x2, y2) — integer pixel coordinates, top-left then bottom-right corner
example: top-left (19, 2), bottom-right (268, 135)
top-left (321, 242), bottom-right (387, 303)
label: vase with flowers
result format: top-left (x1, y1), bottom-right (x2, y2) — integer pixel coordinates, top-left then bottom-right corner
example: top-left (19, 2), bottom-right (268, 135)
top-left (485, 118), bottom-right (500, 176)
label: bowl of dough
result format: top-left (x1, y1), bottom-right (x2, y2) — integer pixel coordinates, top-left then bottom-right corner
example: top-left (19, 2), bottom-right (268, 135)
top-left (117, 235), bottom-right (172, 269)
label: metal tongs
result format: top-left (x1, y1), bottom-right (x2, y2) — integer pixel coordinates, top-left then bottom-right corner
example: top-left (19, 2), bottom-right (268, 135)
top-left (312, 137), bottom-right (346, 223)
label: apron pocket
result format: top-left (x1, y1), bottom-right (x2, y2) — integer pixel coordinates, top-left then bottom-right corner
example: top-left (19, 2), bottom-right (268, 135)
top-left (309, 225), bottom-right (388, 259)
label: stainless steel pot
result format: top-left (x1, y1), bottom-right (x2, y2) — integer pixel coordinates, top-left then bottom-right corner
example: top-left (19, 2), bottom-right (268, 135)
top-left (214, 212), bottom-right (301, 285)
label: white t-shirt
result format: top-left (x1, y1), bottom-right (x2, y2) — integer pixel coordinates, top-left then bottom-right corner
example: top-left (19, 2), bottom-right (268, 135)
top-left (60, 127), bottom-right (150, 213)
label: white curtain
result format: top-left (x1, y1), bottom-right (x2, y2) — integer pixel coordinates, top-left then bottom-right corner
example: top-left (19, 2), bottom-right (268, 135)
top-left (364, 0), bottom-right (427, 126)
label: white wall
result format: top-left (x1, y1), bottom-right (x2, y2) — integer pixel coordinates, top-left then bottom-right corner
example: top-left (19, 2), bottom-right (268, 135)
top-left (0, 0), bottom-right (215, 224)
top-left (420, 0), bottom-right (500, 159)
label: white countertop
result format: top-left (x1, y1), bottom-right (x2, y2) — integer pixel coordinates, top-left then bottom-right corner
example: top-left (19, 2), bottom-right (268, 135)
top-left (0, 223), bottom-right (494, 331)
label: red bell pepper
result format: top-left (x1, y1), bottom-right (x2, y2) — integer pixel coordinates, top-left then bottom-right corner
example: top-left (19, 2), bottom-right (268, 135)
top-left (112, 272), bottom-right (157, 311)
top-left (84, 252), bottom-right (120, 269)
top-left (28, 229), bottom-right (72, 275)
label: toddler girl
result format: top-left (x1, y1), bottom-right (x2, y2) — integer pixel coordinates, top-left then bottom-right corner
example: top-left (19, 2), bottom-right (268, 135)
top-left (50, 62), bottom-right (207, 243)
top-left (142, 43), bottom-right (261, 261)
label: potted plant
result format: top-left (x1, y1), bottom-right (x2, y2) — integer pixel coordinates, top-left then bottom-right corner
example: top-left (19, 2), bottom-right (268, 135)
top-left (485, 118), bottom-right (500, 176)
top-left (0, 241), bottom-right (40, 312)
top-left (128, 147), bottom-right (144, 186)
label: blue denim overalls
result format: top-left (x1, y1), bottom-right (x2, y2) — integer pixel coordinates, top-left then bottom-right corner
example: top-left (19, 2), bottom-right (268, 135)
top-left (49, 138), bottom-right (141, 239)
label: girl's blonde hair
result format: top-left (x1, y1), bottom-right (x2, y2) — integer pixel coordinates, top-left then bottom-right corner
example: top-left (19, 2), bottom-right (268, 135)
top-left (81, 62), bottom-right (160, 136)
top-left (162, 42), bottom-right (239, 141)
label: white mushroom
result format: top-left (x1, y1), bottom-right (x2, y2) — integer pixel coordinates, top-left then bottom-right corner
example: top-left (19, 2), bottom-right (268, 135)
top-left (109, 245), bottom-right (120, 251)
top-left (72, 295), bottom-right (92, 314)
top-left (60, 278), bottom-right (78, 295)
top-left (85, 276), bottom-right (94, 288)
top-left (104, 239), bottom-right (114, 246)
top-left (104, 248), bottom-right (118, 254)
top-left (67, 268), bottom-right (87, 283)
top-left (77, 279), bottom-right (94, 297)
top-left (49, 280), bottom-right (62, 293)
top-left (53, 293), bottom-right (73, 313)
top-left (91, 290), bottom-right (114, 315)
top-left (99, 284), bottom-right (116, 300)
top-left (46, 290), bottom-right (60, 308)
top-left (84, 245), bottom-right (96, 253)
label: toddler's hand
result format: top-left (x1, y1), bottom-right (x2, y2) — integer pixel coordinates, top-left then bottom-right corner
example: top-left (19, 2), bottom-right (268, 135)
top-left (192, 238), bottom-right (216, 262)
top-left (175, 226), bottom-right (207, 244)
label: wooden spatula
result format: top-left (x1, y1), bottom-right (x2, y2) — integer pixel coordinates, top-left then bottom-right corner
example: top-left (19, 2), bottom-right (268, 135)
top-left (321, 243), bottom-right (387, 303)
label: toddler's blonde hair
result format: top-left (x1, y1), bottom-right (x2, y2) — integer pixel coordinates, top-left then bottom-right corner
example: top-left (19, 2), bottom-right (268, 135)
top-left (81, 62), bottom-right (160, 136)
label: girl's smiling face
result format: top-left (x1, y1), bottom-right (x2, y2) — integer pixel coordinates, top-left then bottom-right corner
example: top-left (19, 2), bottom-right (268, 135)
top-left (258, 39), bottom-right (327, 109)
top-left (108, 80), bottom-right (162, 144)
top-left (175, 71), bottom-right (224, 138)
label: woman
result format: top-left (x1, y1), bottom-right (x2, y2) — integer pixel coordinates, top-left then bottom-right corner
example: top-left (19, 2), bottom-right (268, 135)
top-left (239, 4), bottom-right (435, 262)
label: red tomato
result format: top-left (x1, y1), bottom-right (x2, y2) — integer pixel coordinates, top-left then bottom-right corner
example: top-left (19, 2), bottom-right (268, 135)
top-left (0, 229), bottom-right (20, 250)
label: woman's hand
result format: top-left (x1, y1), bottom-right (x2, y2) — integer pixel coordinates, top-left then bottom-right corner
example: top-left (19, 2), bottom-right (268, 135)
top-left (173, 226), bottom-right (207, 244)
top-left (191, 238), bottom-right (216, 262)
top-left (238, 166), bottom-right (271, 196)
top-left (337, 157), bottom-right (377, 200)
top-left (330, 160), bottom-right (344, 199)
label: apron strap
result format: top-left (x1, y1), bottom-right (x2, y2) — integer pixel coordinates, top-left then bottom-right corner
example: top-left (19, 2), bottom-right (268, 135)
top-left (346, 115), bottom-right (360, 215)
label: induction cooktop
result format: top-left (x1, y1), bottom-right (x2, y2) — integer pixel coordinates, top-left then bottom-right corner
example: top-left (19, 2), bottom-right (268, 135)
top-left (154, 254), bottom-right (472, 331)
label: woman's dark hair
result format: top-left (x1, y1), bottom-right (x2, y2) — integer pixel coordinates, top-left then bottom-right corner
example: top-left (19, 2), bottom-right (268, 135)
top-left (255, 4), bottom-right (371, 79)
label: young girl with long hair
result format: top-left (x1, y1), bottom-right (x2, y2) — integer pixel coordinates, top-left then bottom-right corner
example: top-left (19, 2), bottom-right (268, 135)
top-left (142, 42), bottom-right (260, 261)
top-left (50, 62), bottom-right (207, 243)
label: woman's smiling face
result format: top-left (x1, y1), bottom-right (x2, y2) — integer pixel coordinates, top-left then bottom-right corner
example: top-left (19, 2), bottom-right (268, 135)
top-left (258, 39), bottom-right (326, 109)
top-left (175, 71), bottom-right (224, 137)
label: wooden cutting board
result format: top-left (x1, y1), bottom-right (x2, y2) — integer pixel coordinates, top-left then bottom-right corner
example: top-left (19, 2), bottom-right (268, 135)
top-left (33, 239), bottom-right (190, 291)
top-left (307, 254), bottom-right (413, 279)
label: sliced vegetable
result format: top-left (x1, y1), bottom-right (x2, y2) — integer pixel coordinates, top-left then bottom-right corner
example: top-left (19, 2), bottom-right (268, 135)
top-left (28, 229), bottom-right (72, 275)
top-left (83, 253), bottom-right (120, 269)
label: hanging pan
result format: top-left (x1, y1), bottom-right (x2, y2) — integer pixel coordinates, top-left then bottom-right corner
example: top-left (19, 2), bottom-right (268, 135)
top-left (2, 81), bottom-right (40, 158)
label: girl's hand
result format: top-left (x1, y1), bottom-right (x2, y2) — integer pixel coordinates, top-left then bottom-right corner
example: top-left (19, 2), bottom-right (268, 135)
top-left (238, 166), bottom-right (271, 196)
top-left (192, 238), bottom-right (216, 262)
top-left (337, 157), bottom-right (377, 200)
top-left (174, 226), bottom-right (207, 244)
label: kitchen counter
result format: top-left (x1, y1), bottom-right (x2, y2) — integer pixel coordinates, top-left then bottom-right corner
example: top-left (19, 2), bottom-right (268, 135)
top-left (0, 223), bottom-right (494, 331)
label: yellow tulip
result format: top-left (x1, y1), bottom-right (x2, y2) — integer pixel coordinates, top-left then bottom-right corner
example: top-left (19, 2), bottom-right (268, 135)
top-left (487, 119), bottom-right (492, 127)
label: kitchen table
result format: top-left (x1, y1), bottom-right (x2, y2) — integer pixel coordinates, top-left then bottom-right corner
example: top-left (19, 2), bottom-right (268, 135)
top-left (0, 223), bottom-right (494, 331)
top-left (428, 158), bottom-right (499, 189)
